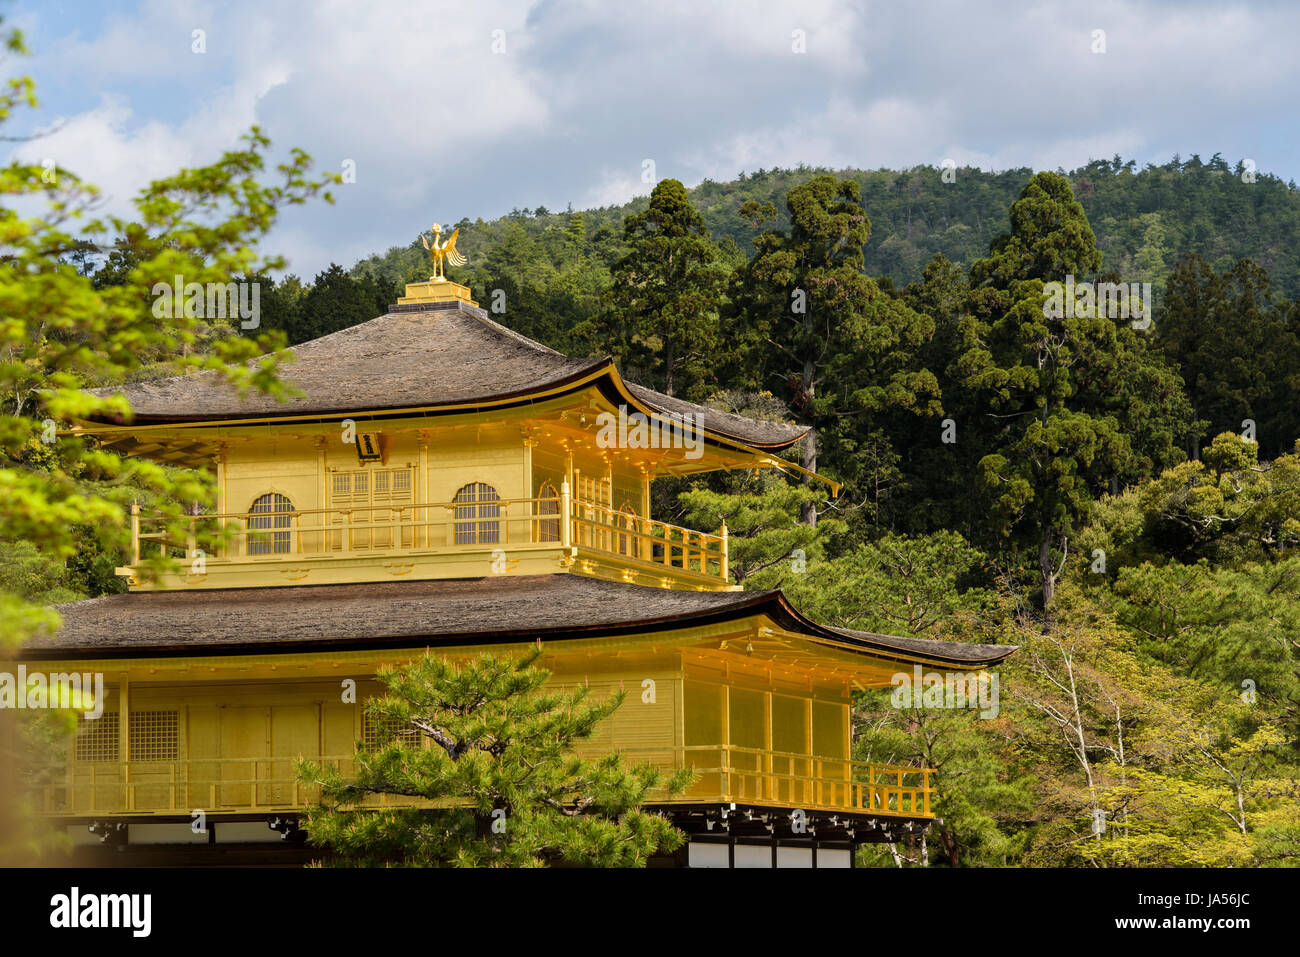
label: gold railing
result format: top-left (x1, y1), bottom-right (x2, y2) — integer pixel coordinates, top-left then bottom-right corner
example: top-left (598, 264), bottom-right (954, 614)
top-left (129, 488), bottom-right (728, 583)
top-left (571, 500), bottom-right (726, 579)
top-left (36, 747), bottom-right (931, 819)
top-left (622, 745), bottom-right (932, 817)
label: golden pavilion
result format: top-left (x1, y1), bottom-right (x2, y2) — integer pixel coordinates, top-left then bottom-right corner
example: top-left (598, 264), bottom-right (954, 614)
top-left (19, 275), bottom-right (1014, 867)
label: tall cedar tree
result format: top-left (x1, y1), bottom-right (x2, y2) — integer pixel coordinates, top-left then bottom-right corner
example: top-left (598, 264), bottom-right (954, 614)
top-left (298, 648), bottom-right (690, 867)
top-left (895, 254), bottom-right (985, 537)
top-left (606, 179), bottom-right (723, 399)
top-left (732, 176), bottom-right (938, 524)
top-left (1157, 253), bottom-right (1298, 459)
top-left (288, 263), bottom-right (392, 345)
top-left (959, 172), bottom-right (1129, 607)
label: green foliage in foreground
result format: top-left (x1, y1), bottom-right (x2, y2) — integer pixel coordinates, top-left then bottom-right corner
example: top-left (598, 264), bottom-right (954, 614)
top-left (0, 19), bottom-right (336, 864)
top-left (298, 649), bottom-right (690, 867)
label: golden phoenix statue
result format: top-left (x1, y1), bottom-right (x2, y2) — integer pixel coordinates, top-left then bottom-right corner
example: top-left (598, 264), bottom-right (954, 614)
top-left (420, 222), bottom-right (468, 281)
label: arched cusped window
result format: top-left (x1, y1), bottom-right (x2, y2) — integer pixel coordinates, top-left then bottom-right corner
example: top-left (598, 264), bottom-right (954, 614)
top-left (247, 493), bottom-right (294, 555)
top-left (453, 483), bottom-right (501, 546)
top-left (536, 481), bottom-right (560, 543)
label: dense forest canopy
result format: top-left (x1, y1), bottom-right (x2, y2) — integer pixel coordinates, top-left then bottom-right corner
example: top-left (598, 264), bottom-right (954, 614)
top-left (15, 146), bottom-right (1300, 869)
top-left (349, 153), bottom-right (1300, 299)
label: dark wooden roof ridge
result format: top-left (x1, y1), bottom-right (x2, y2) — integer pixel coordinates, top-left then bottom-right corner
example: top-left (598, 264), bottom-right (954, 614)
top-left (80, 301), bottom-right (808, 450)
top-left (462, 306), bottom-right (809, 449)
top-left (23, 574), bottom-right (1017, 667)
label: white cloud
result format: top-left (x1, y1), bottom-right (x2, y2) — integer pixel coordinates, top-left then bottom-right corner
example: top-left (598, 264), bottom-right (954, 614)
top-left (7, 0), bottom-right (1299, 276)
top-left (578, 167), bottom-right (651, 210)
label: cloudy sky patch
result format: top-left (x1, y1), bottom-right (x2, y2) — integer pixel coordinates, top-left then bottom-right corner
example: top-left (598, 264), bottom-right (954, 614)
top-left (9, 0), bottom-right (1297, 277)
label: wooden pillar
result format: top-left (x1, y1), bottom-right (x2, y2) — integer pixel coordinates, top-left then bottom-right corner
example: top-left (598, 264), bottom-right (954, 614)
top-left (603, 460), bottom-right (613, 553)
top-left (522, 436), bottom-right (535, 543)
top-left (215, 445), bottom-right (230, 558)
top-left (805, 696), bottom-right (814, 803)
top-left (312, 438), bottom-right (327, 554)
top-left (560, 480), bottom-right (572, 551)
top-left (640, 470), bottom-right (651, 561)
top-left (118, 678), bottom-right (130, 809)
top-left (418, 433), bottom-right (430, 549)
top-left (572, 466), bottom-right (582, 548)
top-left (720, 682), bottom-right (730, 800)
top-left (763, 685), bottom-right (772, 801)
top-left (129, 502), bottom-right (140, 566)
top-left (719, 520), bottom-right (728, 582)
top-left (215, 445), bottom-right (227, 515)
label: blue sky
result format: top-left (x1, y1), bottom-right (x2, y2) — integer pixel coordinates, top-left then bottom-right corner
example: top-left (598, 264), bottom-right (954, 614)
top-left (7, 0), bottom-right (1299, 278)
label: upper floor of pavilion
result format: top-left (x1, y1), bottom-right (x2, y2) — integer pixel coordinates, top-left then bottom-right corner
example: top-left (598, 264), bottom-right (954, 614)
top-left (73, 280), bottom-right (828, 593)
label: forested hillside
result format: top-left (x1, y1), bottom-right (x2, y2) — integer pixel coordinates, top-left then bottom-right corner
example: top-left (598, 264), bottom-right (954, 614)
top-left (251, 156), bottom-right (1300, 357)
top-left (250, 160), bottom-right (1300, 868)
top-left (19, 154), bottom-right (1300, 869)
top-left (349, 153), bottom-right (1300, 297)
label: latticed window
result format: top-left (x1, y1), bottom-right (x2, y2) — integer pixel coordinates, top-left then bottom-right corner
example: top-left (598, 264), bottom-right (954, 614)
top-left (129, 711), bottom-right (179, 761)
top-left (74, 712), bottom-right (119, 763)
top-left (361, 710), bottom-right (423, 752)
top-left (536, 481), bottom-right (560, 542)
top-left (453, 483), bottom-right (501, 545)
top-left (575, 474), bottom-right (609, 506)
top-left (617, 502), bottom-right (638, 556)
top-left (573, 475), bottom-right (609, 550)
top-left (330, 467), bottom-right (415, 549)
top-left (247, 493), bottom-right (293, 555)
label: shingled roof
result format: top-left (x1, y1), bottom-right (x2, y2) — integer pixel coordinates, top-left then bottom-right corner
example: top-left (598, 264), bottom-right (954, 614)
top-left (25, 575), bottom-right (1016, 667)
top-left (86, 300), bottom-right (808, 450)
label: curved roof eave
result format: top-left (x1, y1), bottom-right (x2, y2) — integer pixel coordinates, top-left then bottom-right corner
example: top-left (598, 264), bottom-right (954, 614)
top-left (74, 360), bottom-right (812, 456)
top-left (735, 590), bottom-right (1018, 668)
top-left (66, 302), bottom-right (814, 452)
top-left (22, 576), bottom-right (1017, 666)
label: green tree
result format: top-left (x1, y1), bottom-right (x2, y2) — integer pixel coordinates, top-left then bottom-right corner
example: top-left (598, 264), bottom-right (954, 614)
top-left (732, 175), bottom-right (938, 524)
top-left (255, 273), bottom-right (306, 344)
top-left (290, 263), bottom-right (390, 344)
top-left (855, 693), bottom-right (1035, 868)
top-left (562, 210), bottom-right (586, 265)
top-left (1084, 698), bottom-right (1290, 868)
top-left (1125, 432), bottom-right (1300, 566)
top-left (958, 171), bottom-right (1129, 606)
top-left (677, 479), bottom-right (843, 587)
top-left (1157, 255), bottom-right (1291, 458)
top-left (779, 531), bottom-right (999, 636)
top-left (0, 22), bottom-right (336, 862)
top-left (606, 179), bottom-right (724, 398)
top-left (298, 649), bottom-right (689, 867)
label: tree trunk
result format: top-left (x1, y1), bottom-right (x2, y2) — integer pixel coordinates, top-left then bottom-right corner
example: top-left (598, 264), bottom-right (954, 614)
top-left (800, 358), bottom-right (817, 527)
top-left (800, 428), bottom-right (817, 526)
top-left (1039, 531), bottom-right (1057, 609)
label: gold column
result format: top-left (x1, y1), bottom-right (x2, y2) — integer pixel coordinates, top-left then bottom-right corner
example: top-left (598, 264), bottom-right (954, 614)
top-left (522, 434), bottom-right (536, 544)
top-left (418, 431), bottom-right (431, 549)
top-left (118, 678), bottom-right (130, 810)
top-left (315, 437), bottom-right (329, 556)
top-left (572, 464), bottom-right (582, 549)
top-left (560, 479), bottom-right (572, 552)
top-left (214, 444), bottom-right (227, 514)
top-left (720, 521), bottom-right (729, 582)
top-left (215, 444), bottom-right (229, 560)
top-left (640, 469), bottom-right (652, 561)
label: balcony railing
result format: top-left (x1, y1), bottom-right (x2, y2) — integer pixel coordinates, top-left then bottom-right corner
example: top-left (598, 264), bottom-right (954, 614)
top-left (127, 486), bottom-right (729, 584)
top-left (35, 747), bottom-right (932, 819)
